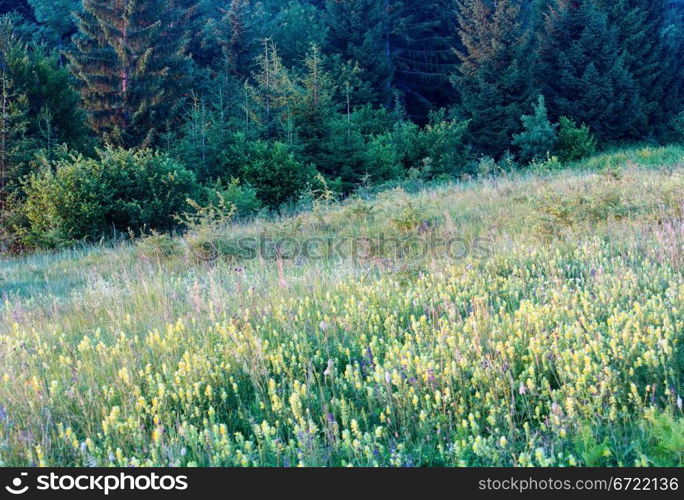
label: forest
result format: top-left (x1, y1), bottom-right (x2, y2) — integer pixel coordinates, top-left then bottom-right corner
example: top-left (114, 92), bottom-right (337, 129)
top-left (0, 0), bottom-right (683, 250)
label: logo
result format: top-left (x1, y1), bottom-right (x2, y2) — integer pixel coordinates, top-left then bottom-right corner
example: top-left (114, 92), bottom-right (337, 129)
top-left (5, 473), bottom-right (29, 495)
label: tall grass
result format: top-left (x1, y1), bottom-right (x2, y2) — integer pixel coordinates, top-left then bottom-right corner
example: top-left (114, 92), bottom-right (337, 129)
top-left (1, 146), bottom-right (684, 466)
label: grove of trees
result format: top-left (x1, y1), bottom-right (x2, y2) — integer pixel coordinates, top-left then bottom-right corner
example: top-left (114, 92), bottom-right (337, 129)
top-left (0, 0), bottom-right (683, 249)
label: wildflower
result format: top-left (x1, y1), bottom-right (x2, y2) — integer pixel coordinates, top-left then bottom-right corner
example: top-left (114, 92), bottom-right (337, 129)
top-left (323, 359), bottom-right (334, 378)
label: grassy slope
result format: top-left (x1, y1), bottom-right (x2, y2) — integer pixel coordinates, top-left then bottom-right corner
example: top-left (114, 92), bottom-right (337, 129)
top-left (1, 145), bottom-right (684, 466)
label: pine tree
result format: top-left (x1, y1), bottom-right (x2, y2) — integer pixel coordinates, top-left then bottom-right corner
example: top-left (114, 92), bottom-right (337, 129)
top-left (323, 0), bottom-right (394, 108)
top-left (512, 95), bottom-right (557, 162)
top-left (219, 0), bottom-right (255, 80)
top-left (246, 39), bottom-right (297, 142)
top-left (293, 43), bottom-right (336, 168)
top-left (0, 71), bottom-right (30, 206)
top-left (67, 0), bottom-right (197, 147)
top-left (391, 0), bottom-right (459, 121)
top-left (535, 0), bottom-right (638, 141)
top-left (595, 0), bottom-right (671, 135)
top-left (453, 0), bottom-right (532, 157)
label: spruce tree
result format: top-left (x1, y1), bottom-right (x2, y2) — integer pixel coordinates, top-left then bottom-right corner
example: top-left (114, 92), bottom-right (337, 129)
top-left (0, 71), bottom-right (30, 206)
top-left (595, 0), bottom-right (671, 135)
top-left (391, 0), bottom-right (459, 121)
top-left (67, 0), bottom-right (197, 147)
top-left (323, 0), bottom-right (394, 108)
top-left (453, 0), bottom-right (532, 157)
top-left (219, 0), bottom-right (256, 80)
top-left (246, 39), bottom-right (297, 142)
top-left (511, 95), bottom-right (557, 162)
top-left (293, 43), bottom-right (336, 169)
top-left (535, 0), bottom-right (638, 141)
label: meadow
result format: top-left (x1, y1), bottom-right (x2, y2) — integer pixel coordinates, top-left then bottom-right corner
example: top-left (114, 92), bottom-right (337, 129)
top-left (1, 145), bottom-right (684, 467)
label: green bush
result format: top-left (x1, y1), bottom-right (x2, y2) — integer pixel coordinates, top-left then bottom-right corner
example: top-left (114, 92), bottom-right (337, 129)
top-left (20, 148), bottom-right (200, 247)
top-left (373, 112), bottom-right (470, 179)
top-left (556, 116), bottom-right (597, 162)
top-left (512, 95), bottom-right (558, 163)
top-left (207, 178), bottom-right (262, 218)
top-left (239, 141), bottom-right (317, 208)
top-left (421, 111), bottom-right (470, 177)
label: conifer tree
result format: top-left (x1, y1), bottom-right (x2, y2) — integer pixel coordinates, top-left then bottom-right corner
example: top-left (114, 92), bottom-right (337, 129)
top-left (535, 0), bottom-right (637, 141)
top-left (293, 43), bottom-right (336, 168)
top-left (453, 0), bottom-right (532, 157)
top-left (0, 71), bottom-right (30, 206)
top-left (221, 0), bottom-right (253, 78)
top-left (595, 0), bottom-right (671, 134)
top-left (246, 39), bottom-right (297, 142)
top-left (511, 95), bottom-right (557, 162)
top-left (391, 0), bottom-right (459, 121)
top-left (323, 0), bottom-right (394, 108)
top-left (67, 0), bottom-right (197, 147)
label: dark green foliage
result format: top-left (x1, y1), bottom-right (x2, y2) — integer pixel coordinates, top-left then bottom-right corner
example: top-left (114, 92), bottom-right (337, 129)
top-left (323, 0), bottom-right (393, 109)
top-left (215, 0), bottom-right (257, 77)
top-left (512, 95), bottom-right (557, 163)
top-left (20, 148), bottom-right (200, 247)
top-left (238, 141), bottom-right (316, 207)
top-left (454, 0), bottom-right (532, 158)
top-left (2, 0), bottom-right (684, 250)
top-left (0, 18), bottom-right (90, 152)
top-left (67, 0), bottom-right (197, 148)
top-left (0, 0), bottom-right (33, 18)
top-left (595, 0), bottom-right (672, 135)
top-left (535, 0), bottom-right (638, 141)
top-left (207, 178), bottom-right (262, 217)
top-left (556, 117), bottom-right (597, 162)
top-left (27, 0), bottom-right (81, 44)
top-left (254, 0), bottom-right (328, 69)
top-left (372, 110), bottom-right (470, 178)
top-left (323, 0), bottom-right (458, 121)
top-left (0, 70), bottom-right (32, 221)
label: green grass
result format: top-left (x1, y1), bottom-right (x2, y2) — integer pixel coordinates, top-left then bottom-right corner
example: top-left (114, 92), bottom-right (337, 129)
top-left (1, 145), bottom-right (684, 466)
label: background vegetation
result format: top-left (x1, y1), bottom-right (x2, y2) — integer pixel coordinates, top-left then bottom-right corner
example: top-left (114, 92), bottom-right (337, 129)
top-left (0, 0), bottom-right (683, 250)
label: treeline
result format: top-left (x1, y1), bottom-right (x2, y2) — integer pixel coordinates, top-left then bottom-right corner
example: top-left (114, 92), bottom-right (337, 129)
top-left (1, 0), bottom-right (683, 249)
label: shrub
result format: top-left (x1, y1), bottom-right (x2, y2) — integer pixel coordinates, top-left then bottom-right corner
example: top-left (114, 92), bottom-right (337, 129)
top-left (239, 141), bottom-right (317, 208)
top-left (20, 148), bottom-right (200, 247)
top-left (556, 116), bottom-right (597, 162)
top-left (421, 111), bottom-right (470, 177)
top-left (208, 178), bottom-right (262, 218)
top-left (376, 111), bottom-right (470, 179)
top-left (512, 95), bottom-right (558, 163)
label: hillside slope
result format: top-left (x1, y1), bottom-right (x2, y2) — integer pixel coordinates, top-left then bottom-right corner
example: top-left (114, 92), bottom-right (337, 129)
top-left (1, 145), bottom-right (684, 466)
